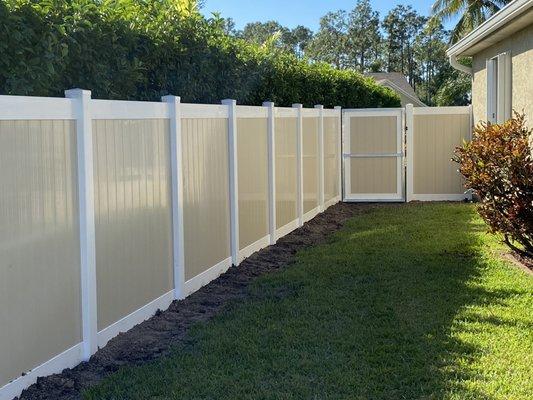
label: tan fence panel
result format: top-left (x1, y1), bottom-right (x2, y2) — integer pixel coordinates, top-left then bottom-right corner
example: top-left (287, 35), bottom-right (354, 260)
top-left (302, 117), bottom-right (319, 213)
top-left (350, 157), bottom-right (397, 194)
top-left (323, 116), bottom-right (340, 203)
top-left (275, 117), bottom-right (298, 229)
top-left (411, 110), bottom-right (470, 200)
top-left (182, 118), bottom-right (230, 281)
top-left (343, 110), bottom-right (404, 202)
top-left (0, 120), bottom-right (81, 387)
top-left (93, 119), bottom-right (173, 331)
top-left (237, 117), bottom-right (269, 250)
top-left (350, 116), bottom-right (397, 154)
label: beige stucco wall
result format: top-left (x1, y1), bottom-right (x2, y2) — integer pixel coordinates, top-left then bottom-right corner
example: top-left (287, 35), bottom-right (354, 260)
top-left (472, 24), bottom-right (533, 126)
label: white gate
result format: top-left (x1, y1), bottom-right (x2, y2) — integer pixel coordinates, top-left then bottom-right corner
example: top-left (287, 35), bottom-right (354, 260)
top-left (342, 108), bottom-right (404, 202)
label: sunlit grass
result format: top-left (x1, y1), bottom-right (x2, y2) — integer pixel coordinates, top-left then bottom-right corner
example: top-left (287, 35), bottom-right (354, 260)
top-left (84, 203), bottom-right (533, 400)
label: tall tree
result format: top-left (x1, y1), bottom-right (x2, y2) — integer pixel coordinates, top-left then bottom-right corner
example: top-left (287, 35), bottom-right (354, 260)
top-left (221, 17), bottom-right (237, 36)
top-left (239, 21), bottom-right (290, 47)
top-left (238, 21), bottom-right (313, 57)
top-left (414, 19), bottom-right (449, 104)
top-left (382, 5), bottom-right (425, 86)
top-left (431, 0), bottom-right (511, 43)
top-left (287, 25), bottom-right (313, 58)
top-left (306, 11), bottom-right (349, 69)
top-left (346, 0), bottom-right (382, 72)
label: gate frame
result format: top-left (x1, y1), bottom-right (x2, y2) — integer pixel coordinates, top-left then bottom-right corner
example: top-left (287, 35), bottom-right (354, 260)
top-left (342, 108), bottom-right (405, 202)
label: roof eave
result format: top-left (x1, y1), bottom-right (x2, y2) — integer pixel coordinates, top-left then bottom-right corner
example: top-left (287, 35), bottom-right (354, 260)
top-left (446, 0), bottom-right (533, 58)
top-left (379, 79), bottom-right (427, 107)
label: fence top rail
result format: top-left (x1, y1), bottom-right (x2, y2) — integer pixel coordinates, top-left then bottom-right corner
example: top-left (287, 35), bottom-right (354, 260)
top-left (0, 93), bottom-right (342, 122)
top-left (343, 108), bottom-right (403, 117)
top-left (323, 109), bottom-right (341, 117)
top-left (302, 108), bottom-right (320, 117)
top-left (413, 106), bottom-right (471, 115)
top-left (92, 99), bottom-right (169, 120)
top-left (275, 107), bottom-right (298, 118)
top-left (0, 95), bottom-right (76, 120)
top-left (236, 105), bottom-right (268, 118)
top-left (182, 103), bottom-right (229, 119)
top-left (343, 107), bottom-right (403, 113)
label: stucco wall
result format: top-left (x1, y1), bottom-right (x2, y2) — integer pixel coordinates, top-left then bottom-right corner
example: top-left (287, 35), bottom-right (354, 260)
top-left (472, 23), bottom-right (533, 126)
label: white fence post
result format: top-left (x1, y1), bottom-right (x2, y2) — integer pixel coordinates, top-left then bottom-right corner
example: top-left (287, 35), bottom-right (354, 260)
top-left (162, 95), bottom-right (185, 300)
top-left (334, 106), bottom-right (342, 201)
top-left (222, 99), bottom-right (240, 265)
top-left (405, 103), bottom-right (414, 202)
top-left (315, 105), bottom-right (324, 211)
top-left (264, 101), bottom-right (276, 245)
top-left (293, 103), bottom-right (304, 227)
top-left (65, 88), bottom-right (98, 360)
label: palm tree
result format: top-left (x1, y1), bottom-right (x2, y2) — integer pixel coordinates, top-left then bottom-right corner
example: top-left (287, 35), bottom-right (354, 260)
top-left (432, 0), bottom-right (511, 43)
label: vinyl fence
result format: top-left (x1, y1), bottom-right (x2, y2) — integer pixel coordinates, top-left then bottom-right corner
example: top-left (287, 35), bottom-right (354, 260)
top-left (406, 105), bottom-right (472, 201)
top-left (0, 91), bottom-right (341, 400)
top-left (342, 105), bottom-right (472, 202)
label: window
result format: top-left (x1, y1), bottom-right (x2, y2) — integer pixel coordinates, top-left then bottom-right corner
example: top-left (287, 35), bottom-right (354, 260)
top-left (486, 52), bottom-right (512, 124)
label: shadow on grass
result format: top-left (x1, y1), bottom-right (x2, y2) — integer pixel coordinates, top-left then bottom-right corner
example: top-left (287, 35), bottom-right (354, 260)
top-left (84, 203), bottom-right (529, 400)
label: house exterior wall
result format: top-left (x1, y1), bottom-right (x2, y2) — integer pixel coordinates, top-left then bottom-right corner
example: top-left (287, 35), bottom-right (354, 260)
top-left (472, 23), bottom-right (533, 125)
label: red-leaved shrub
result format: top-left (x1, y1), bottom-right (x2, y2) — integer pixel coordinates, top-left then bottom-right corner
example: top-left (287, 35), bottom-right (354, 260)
top-left (453, 113), bottom-right (533, 257)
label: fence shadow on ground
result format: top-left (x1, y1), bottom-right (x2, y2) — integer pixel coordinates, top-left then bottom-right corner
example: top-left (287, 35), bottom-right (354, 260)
top-left (83, 203), bottom-right (529, 400)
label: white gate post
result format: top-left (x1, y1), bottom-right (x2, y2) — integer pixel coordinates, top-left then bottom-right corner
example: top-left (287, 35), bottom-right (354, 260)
top-left (65, 88), bottom-right (98, 360)
top-left (264, 101), bottom-right (276, 245)
top-left (334, 106), bottom-right (342, 201)
top-left (315, 105), bottom-right (324, 211)
top-left (162, 95), bottom-right (185, 300)
top-left (293, 103), bottom-right (304, 227)
top-left (223, 99), bottom-right (240, 265)
top-left (405, 103), bottom-right (414, 202)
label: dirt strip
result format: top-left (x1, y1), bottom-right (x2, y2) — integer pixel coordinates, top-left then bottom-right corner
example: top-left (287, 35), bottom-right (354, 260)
top-left (17, 202), bottom-right (376, 400)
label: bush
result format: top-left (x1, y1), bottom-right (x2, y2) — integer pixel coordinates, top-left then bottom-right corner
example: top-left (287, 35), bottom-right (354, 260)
top-left (453, 113), bottom-right (533, 257)
top-left (0, 0), bottom-right (399, 108)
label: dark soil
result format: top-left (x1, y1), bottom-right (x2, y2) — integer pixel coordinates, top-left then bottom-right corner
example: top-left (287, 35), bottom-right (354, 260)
top-left (17, 202), bottom-right (377, 400)
top-left (508, 251), bottom-right (533, 274)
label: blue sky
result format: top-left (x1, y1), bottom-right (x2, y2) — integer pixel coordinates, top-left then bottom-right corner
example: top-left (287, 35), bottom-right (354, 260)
top-left (200, 0), bottom-right (455, 31)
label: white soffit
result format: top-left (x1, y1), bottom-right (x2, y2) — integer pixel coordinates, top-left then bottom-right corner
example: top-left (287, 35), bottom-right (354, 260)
top-left (447, 0), bottom-right (533, 58)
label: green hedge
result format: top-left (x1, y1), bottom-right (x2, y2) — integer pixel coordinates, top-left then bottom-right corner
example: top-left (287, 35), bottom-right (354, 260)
top-left (0, 0), bottom-right (400, 108)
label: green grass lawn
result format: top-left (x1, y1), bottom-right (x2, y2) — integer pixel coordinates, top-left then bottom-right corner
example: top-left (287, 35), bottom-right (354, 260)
top-left (85, 203), bottom-right (533, 400)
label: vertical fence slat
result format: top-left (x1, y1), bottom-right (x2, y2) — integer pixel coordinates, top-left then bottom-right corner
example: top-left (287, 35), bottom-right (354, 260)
top-left (222, 99), bottom-right (240, 265)
top-left (292, 103), bottom-right (304, 227)
top-left (315, 105), bottom-right (324, 211)
top-left (264, 101), bottom-right (276, 245)
top-left (65, 88), bottom-right (98, 360)
top-left (162, 95), bottom-right (185, 300)
top-left (405, 103), bottom-right (414, 202)
top-left (335, 106), bottom-right (342, 200)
